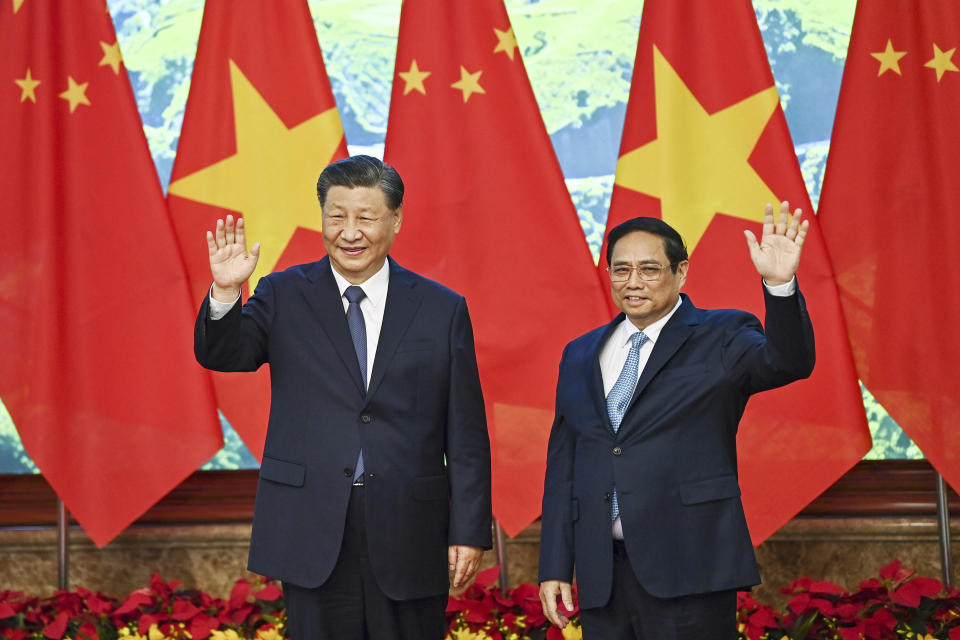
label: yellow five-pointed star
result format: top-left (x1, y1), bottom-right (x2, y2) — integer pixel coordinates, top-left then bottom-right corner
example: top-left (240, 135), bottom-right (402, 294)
top-left (13, 0), bottom-right (25, 13)
top-left (451, 66), bottom-right (486, 103)
top-left (168, 60), bottom-right (344, 292)
top-left (493, 27), bottom-right (518, 60)
top-left (871, 39), bottom-right (907, 76)
top-left (615, 46), bottom-right (780, 254)
top-left (99, 41), bottom-right (123, 75)
top-left (924, 43), bottom-right (958, 81)
top-left (15, 67), bottom-right (40, 103)
top-left (398, 59), bottom-right (430, 95)
top-left (59, 76), bottom-right (91, 113)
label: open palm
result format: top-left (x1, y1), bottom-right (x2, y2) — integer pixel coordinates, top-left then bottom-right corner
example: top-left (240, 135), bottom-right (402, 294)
top-left (206, 215), bottom-right (260, 298)
top-left (744, 202), bottom-right (809, 286)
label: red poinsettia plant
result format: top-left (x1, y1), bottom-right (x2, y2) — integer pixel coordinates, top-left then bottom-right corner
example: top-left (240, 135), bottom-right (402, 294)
top-left (2, 560), bottom-right (959, 640)
top-left (737, 559), bottom-right (960, 640)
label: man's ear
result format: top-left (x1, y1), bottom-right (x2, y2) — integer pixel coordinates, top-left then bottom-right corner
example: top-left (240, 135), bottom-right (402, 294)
top-left (393, 205), bottom-right (403, 233)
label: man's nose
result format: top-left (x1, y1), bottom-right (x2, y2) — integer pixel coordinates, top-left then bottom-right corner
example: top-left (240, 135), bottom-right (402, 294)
top-left (342, 219), bottom-right (363, 240)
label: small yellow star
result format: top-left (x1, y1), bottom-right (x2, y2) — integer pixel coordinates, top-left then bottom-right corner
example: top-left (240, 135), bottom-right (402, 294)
top-left (450, 66), bottom-right (485, 103)
top-left (870, 39), bottom-right (907, 76)
top-left (924, 43), bottom-right (958, 81)
top-left (493, 27), bottom-right (518, 60)
top-left (98, 41), bottom-right (123, 75)
top-left (14, 67), bottom-right (41, 103)
top-left (58, 76), bottom-right (91, 113)
top-left (13, 0), bottom-right (26, 14)
top-left (398, 59), bottom-right (430, 96)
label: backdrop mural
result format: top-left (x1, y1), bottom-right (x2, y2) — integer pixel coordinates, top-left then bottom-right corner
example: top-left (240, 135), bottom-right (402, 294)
top-left (0, 0), bottom-right (922, 474)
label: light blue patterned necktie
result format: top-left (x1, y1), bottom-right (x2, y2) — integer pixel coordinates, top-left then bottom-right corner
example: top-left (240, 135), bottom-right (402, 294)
top-left (345, 286), bottom-right (367, 480)
top-left (606, 330), bottom-right (648, 521)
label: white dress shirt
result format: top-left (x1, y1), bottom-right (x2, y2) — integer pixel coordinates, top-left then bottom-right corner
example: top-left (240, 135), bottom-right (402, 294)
top-left (207, 260), bottom-right (392, 387)
top-left (601, 278), bottom-right (796, 538)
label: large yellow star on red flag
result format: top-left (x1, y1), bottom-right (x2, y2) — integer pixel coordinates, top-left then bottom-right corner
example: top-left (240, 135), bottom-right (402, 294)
top-left (614, 45), bottom-right (780, 254)
top-left (168, 60), bottom-right (344, 292)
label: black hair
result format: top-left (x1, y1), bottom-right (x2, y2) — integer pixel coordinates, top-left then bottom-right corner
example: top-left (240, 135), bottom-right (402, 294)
top-left (605, 217), bottom-right (688, 272)
top-left (316, 155), bottom-right (404, 211)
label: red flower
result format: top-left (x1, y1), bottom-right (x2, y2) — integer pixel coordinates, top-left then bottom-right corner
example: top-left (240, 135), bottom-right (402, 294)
top-left (891, 576), bottom-right (943, 607)
top-left (171, 600), bottom-right (202, 621)
top-left (878, 559), bottom-right (914, 583)
top-left (189, 613), bottom-right (221, 640)
top-left (114, 590), bottom-right (154, 616)
top-left (252, 585), bottom-right (282, 602)
top-left (41, 611), bottom-right (69, 640)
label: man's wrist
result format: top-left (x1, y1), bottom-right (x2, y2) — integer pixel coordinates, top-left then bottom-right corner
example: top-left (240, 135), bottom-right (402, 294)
top-left (211, 284), bottom-right (241, 303)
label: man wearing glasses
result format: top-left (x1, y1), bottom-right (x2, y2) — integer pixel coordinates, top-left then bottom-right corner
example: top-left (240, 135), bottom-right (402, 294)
top-left (538, 204), bottom-right (814, 639)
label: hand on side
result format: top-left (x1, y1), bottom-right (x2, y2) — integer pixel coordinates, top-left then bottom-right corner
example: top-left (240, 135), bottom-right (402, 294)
top-left (448, 545), bottom-right (484, 589)
top-left (744, 201), bottom-right (809, 286)
top-left (206, 214), bottom-right (260, 302)
top-left (539, 579), bottom-right (574, 629)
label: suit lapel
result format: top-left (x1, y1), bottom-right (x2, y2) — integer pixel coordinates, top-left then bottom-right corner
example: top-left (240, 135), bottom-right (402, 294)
top-left (299, 257), bottom-right (366, 396)
top-left (627, 294), bottom-right (699, 410)
top-left (366, 258), bottom-right (423, 400)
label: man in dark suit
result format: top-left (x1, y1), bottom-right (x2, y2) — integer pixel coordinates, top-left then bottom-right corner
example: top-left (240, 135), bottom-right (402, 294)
top-left (195, 155), bottom-right (492, 640)
top-left (538, 203), bottom-right (814, 639)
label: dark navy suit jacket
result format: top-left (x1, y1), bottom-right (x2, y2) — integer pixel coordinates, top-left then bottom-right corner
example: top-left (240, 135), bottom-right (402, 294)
top-left (538, 286), bottom-right (814, 608)
top-left (195, 256), bottom-right (492, 600)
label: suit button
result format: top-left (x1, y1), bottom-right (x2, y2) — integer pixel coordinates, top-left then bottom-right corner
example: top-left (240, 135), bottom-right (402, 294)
top-left (604, 493), bottom-right (611, 502)
top-left (613, 446), bottom-right (622, 456)
top-left (368, 473), bottom-right (376, 479)
top-left (343, 468), bottom-right (353, 477)
top-left (360, 414), bottom-right (373, 423)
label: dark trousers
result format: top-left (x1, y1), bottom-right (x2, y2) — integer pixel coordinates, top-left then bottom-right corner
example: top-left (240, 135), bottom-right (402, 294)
top-left (282, 485), bottom-right (448, 640)
top-left (579, 541), bottom-right (736, 640)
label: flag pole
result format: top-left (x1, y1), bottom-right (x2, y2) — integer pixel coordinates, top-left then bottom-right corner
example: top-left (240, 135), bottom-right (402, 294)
top-left (57, 498), bottom-right (69, 590)
top-left (494, 519), bottom-right (509, 590)
top-left (936, 472), bottom-right (954, 588)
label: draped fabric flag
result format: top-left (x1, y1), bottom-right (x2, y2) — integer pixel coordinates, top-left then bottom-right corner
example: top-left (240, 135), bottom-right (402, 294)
top-left (819, 2), bottom-right (960, 492)
top-left (603, 0), bottom-right (871, 543)
top-left (384, 0), bottom-right (609, 536)
top-left (167, 0), bottom-right (347, 460)
top-left (0, 0), bottom-right (222, 547)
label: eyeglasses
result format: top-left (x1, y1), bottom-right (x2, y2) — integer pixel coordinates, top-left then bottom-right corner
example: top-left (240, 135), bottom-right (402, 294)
top-left (606, 262), bottom-right (678, 282)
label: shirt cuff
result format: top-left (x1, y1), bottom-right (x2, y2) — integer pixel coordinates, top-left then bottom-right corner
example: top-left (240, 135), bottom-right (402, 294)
top-left (763, 276), bottom-right (796, 297)
top-left (208, 285), bottom-right (240, 320)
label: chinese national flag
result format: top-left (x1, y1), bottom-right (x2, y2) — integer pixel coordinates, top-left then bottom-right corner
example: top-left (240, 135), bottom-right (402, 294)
top-left (603, 0), bottom-right (871, 543)
top-left (0, 1), bottom-right (222, 546)
top-left (819, 2), bottom-right (960, 491)
top-left (384, 0), bottom-right (609, 536)
top-left (167, 0), bottom-right (347, 460)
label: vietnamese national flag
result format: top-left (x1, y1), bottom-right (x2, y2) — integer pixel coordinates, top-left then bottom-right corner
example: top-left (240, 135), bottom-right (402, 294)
top-left (0, 0), bottom-right (222, 547)
top-left (384, 0), bottom-right (609, 536)
top-left (603, 0), bottom-right (871, 543)
top-left (167, 0), bottom-right (347, 460)
top-left (819, 2), bottom-right (960, 492)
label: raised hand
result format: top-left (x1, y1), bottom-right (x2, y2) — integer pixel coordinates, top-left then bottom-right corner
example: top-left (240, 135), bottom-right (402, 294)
top-left (744, 201), bottom-right (809, 286)
top-left (206, 215), bottom-right (260, 302)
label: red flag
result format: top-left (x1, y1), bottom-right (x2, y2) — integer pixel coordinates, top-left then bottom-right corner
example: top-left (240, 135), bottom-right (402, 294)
top-left (167, 0), bottom-right (347, 460)
top-left (0, 0), bottom-right (222, 547)
top-left (384, 0), bottom-right (609, 536)
top-left (819, 2), bottom-right (960, 491)
top-left (603, 0), bottom-right (871, 543)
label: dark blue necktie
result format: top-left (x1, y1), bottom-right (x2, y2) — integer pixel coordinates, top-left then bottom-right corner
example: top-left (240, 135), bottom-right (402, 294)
top-left (345, 286), bottom-right (367, 480)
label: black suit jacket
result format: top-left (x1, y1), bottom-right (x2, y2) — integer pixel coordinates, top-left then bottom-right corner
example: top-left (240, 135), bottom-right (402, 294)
top-left (195, 257), bottom-right (492, 600)
top-left (538, 286), bottom-right (814, 608)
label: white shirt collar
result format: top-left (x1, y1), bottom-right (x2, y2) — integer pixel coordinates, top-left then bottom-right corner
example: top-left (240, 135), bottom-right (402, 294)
top-left (614, 295), bottom-right (683, 347)
top-left (329, 258), bottom-right (391, 309)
